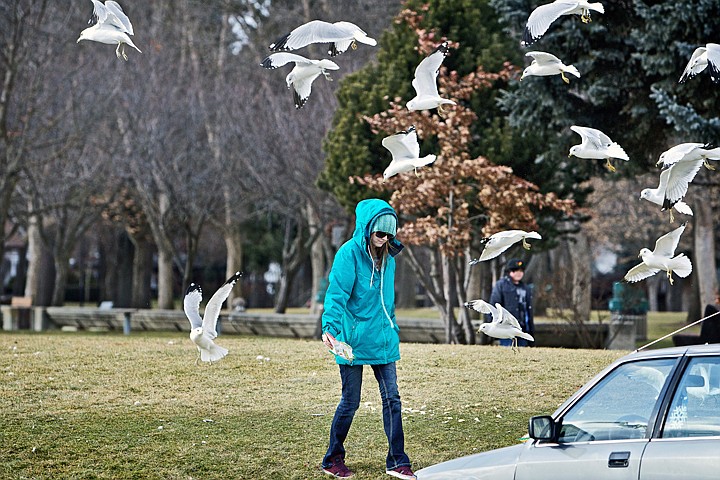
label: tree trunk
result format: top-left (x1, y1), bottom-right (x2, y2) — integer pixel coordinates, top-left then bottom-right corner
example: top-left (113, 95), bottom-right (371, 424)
top-left (307, 202), bottom-right (325, 314)
top-left (131, 236), bottom-right (153, 309)
top-left (224, 185), bottom-right (244, 310)
top-left (694, 200), bottom-right (718, 313)
top-left (569, 230), bottom-right (592, 324)
top-left (224, 223), bottom-right (244, 311)
top-left (155, 193), bottom-right (175, 309)
top-left (108, 230), bottom-right (134, 307)
top-left (51, 254), bottom-right (70, 306)
top-left (157, 246), bottom-right (174, 309)
top-left (453, 257), bottom-right (475, 344)
top-left (24, 214), bottom-right (53, 306)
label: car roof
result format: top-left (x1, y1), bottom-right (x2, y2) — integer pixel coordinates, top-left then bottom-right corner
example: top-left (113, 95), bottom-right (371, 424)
top-left (627, 343), bottom-right (720, 361)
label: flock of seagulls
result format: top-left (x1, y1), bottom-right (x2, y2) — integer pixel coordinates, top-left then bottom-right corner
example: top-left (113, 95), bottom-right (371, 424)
top-left (74, 0), bottom-right (716, 350)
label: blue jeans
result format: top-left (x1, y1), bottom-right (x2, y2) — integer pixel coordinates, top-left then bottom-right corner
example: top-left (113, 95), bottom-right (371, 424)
top-left (322, 362), bottom-right (411, 470)
top-left (499, 338), bottom-right (530, 347)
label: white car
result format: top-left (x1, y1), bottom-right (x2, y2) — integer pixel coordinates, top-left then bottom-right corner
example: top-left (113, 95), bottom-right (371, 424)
top-left (417, 344), bottom-right (720, 479)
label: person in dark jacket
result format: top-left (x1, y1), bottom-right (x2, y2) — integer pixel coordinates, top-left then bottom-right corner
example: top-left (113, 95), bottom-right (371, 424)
top-left (488, 258), bottom-right (534, 347)
top-left (320, 199), bottom-right (416, 480)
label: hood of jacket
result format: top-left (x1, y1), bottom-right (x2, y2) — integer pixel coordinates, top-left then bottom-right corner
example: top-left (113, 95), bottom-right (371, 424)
top-left (352, 199), bottom-right (404, 256)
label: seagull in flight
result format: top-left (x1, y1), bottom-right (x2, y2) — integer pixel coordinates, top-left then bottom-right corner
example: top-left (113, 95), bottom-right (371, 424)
top-left (569, 125), bottom-right (629, 172)
top-left (183, 272), bottom-right (242, 364)
top-left (381, 126), bottom-right (437, 180)
top-left (679, 43), bottom-right (720, 84)
top-left (269, 20), bottom-right (376, 57)
top-left (522, 0), bottom-right (605, 46)
top-left (469, 230), bottom-right (542, 264)
top-left (521, 51), bottom-right (580, 84)
top-left (261, 53), bottom-right (339, 109)
top-left (657, 142), bottom-right (720, 170)
top-left (624, 224), bottom-right (691, 286)
top-left (77, 0), bottom-right (141, 60)
top-left (406, 42), bottom-right (457, 112)
top-left (465, 299), bottom-right (534, 351)
top-left (640, 159), bottom-right (703, 222)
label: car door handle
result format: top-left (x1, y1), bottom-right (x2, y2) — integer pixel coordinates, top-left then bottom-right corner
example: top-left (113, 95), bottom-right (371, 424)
top-left (608, 451), bottom-right (630, 468)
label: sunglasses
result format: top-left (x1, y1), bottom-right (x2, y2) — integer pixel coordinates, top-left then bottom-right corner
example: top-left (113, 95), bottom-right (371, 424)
top-left (374, 231), bottom-right (394, 240)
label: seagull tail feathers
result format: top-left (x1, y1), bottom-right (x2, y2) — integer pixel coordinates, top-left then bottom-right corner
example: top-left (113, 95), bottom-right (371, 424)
top-left (589, 2), bottom-right (605, 13)
top-left (565, 65), bottom-right (581, 78)
top-left (517, 332), bottom-right (535, 342)
top-left (669, 254), bottom-right (692, 279)
top-left (608, 144), bottom-right (629, 161)
top-left (673, 201), bottom-right (694, 216)
top-left (414, 154), bottom-right (437, 168)
top-left (200, 344), bottom-right (229, 363)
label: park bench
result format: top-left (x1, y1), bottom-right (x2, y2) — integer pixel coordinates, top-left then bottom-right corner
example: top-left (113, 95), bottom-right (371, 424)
top-left (44, 307), bottom-right (136, 333)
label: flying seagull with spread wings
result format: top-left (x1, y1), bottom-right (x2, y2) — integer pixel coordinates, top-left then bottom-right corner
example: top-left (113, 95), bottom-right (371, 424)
top-left (406, 42), bottom-right (457, 112)
top-left (465, 299), bottom-right (534, 351)
top-left (381, 126), bottom-right (437, 180)
top-left (261, 53), bottom-right (339, 109)
top-left (569, 125), bottom-right (629, 172)
top-left (269, 20), bottom-right (376, 57)
top-left (469, 230), bottom-right (542, 264)
top-left (521, 51), bottom-right (580, 84)
top-left (522, 0), bottom-right (605, 46)
top-left (77, 0), bottom-right (141, 60)
top-left (183, 272), bottom-right (242, 364)
top-left (640, 159), bottom-right (703, 222)
top-left (624, 224), bottom-right (691, 285)
top-left (679, 43), bottom-right (720, 84)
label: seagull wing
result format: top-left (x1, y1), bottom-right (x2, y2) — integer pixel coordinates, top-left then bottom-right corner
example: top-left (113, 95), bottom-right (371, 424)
top-left (652, 224), bottom-right (685, 258)
top-left (525, 51), bottom-right (561, 65)
top-left (659, 143), bottom-right (703, 166)
top-left (570, 125), bottom-right (594, 149)
top-left (183, 283), bottom-right (203, 330)
top-left (291, 69), bottom-right (322, 109)
top-left (412, 42), bottom-right (449, 97)
top-left (202, 272), bottom-right (242, 339)
top-left (706, 43), bottom-right (720, 83)
top-left (90, 0), bottom-right (108, 23)
top-left (664, 159), bottom-right (703, 202)
top-left (523, 0), bottom-right (580, 45)
top-left (382, 126), bottom-right (418, 161)
top-left (496, 304), bottom-right (522, 330)
top-left (679, 46), bottom-right (707, 83)
top-left (260, 52), bottom-right (311, 69)
top-left (624, 262), bottom-right (660, 283)
top-left (104, 1), bottom-right (134, 35)
top-left (465, 299), bottom-right (498, 322)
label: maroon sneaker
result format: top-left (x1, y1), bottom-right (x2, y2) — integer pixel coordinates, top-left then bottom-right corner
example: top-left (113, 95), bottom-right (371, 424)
top-left (386, 465), bottom-right (417, 480)
top-left (322, 456), bottom-right (354, 478)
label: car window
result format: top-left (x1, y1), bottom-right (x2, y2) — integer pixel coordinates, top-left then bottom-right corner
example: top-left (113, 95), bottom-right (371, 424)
top-left (557, 358), bottom-right (676, 443)
top-left (662, 356), bottom-right (720, 438)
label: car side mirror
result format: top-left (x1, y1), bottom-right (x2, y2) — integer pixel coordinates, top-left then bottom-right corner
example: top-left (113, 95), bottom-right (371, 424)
top-left (528, 415), bottom-right (560, 442)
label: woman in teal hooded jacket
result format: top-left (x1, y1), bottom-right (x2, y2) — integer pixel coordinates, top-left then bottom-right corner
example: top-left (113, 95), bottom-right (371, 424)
top-left (320, 199), bottom-right (416, 480)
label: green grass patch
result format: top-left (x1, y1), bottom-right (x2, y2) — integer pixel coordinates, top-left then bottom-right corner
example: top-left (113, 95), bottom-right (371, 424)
top-left (0, 332), bottom-right (626, 479)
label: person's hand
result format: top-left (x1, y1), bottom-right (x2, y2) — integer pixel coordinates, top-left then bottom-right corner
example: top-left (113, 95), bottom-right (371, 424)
top-left (322, 332), bottom-right (336, 349)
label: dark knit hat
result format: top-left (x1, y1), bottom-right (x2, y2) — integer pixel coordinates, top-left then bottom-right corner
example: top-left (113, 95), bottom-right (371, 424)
top-left (505, 258), bottom-right (525, 271)
top-left (371, 214), bottom-right (397, 236)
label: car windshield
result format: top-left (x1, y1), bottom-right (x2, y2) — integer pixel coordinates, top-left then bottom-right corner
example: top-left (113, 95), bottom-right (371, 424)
top-left (557, 358), bottom-right (676, 443)
top-left (662, 356), bottom-right (720, 438)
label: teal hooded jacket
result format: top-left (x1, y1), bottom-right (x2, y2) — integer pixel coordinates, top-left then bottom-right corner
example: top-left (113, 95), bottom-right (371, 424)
top-left (322, 199), bottom-right (404, 365)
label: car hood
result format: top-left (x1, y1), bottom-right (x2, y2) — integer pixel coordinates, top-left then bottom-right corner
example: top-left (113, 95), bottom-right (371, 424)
top-left (416, 443), bottom-right (525, 479)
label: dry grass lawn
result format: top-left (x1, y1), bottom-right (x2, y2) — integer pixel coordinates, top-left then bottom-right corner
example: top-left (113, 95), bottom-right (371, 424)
top-left (1, 332), bottom-right (626, 479)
